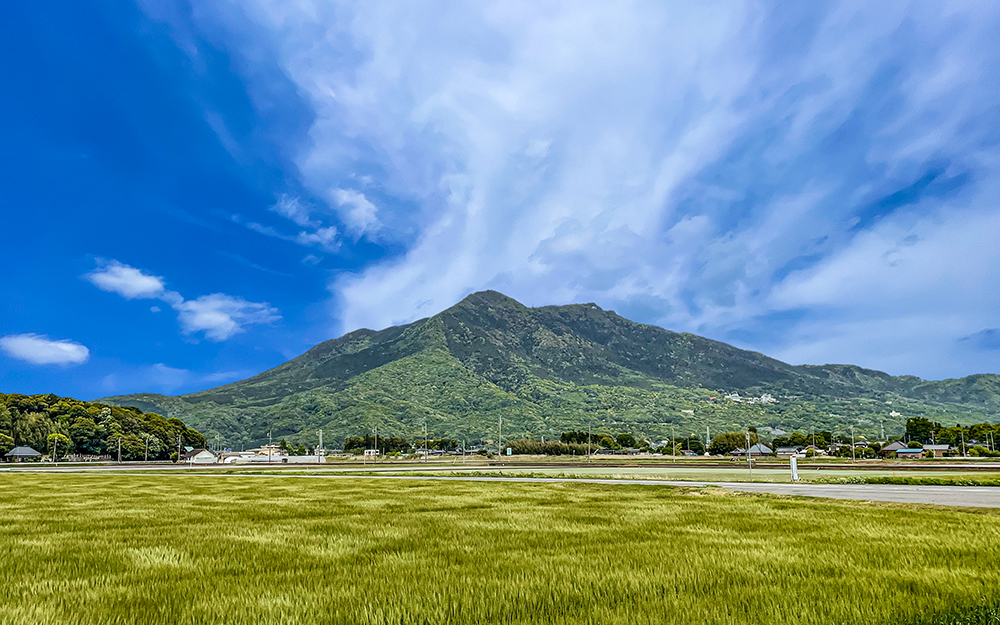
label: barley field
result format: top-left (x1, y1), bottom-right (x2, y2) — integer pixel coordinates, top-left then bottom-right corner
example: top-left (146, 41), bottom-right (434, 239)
top-left (1, 474), bottom-right (998, 625)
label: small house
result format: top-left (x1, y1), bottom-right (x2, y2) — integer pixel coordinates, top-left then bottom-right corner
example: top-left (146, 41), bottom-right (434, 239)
top-left (923, 444), bottom-right (951, 458)
top-left (182, 449), bottom-right (217, 464)
top-left (775, 446), bottom-right (801, 457)
top-left (4, 446), bottom-right (42, 462)
top-left (896, 448), bottom-right (925, 459)
top-left (879, 441), bottom-right (907, 457)
top-left (731, 444), bottom-right (773, 457)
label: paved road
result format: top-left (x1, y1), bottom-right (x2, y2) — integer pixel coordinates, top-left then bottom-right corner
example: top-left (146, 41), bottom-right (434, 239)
top-left (6, 467), bottom-right (999, 508)
top-left (296, 474), bottom-right (1000, 508)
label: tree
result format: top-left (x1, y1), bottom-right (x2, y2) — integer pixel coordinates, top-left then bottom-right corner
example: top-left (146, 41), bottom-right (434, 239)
top-left (0, 404), bottom-right (12, 439)
top-left (119, 434), bottom-right (148, 460)
top-left (560, 431), bottom-right (589, 444)
top-left (47, 433), bottom-right (73, 461)
top-left (0, 433), bottom-right (13, 456)
top-left (616, 433), bottom-right (637, 449)
top-left (905, 417), bottom-right (936, 443)
top-left (687, 438), bottom-right (706, 455)
top-left (17, 412), bottom-right (50, 451)
top-left (788, 432), bottom-right (808, 447)
top-left (69, 417), bottom-right (102, 455)
top-left (709, 431), bottom-right (758, 455)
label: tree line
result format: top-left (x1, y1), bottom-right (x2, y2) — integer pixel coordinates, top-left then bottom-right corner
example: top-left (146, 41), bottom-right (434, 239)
top-left (342, 435), bottom-right (461, 454)
top-left (0, 393), bottom-right (206, 461)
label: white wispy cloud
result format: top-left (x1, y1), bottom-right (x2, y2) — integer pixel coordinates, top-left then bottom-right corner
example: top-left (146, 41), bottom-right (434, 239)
top-left (84, 260), bottom-right (280, 342)
top-left (332, 189), bottom-right (381, 236)
top-left (231, 213), bottom-right (340, 252)
top-left (269, 194), bottom-right (317, 227)
top-left (173, 294), bottom-right (281, 341)
top-left (169, 1), bottom-right (1000, 377)
top-left (85, 259), bottom-right (165, 299)
top-left (0, 333), bottom-right (90, 366)
top-left (295, 226), bottom-right (340, 251)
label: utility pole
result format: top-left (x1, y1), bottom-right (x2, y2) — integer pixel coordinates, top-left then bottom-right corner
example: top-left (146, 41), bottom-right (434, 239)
top-left (961, 429), bottom-right (967, 458)
top-left (117, 437), bottom-right (122, 464)
top-left (587, 422), bottom-right (592, 462)
top-left (497, 415), bottom-right (503, 458)
top-left (268, 431), bottom-right (272, 464)
top-left (424, 419), bottom-right (429, 463)
top-left (177, 435), bottom-right (182, 461)
top-left (144, 434), bottom-right (149, 463)
top-left (851, 426), bottom-right (856, 463)
top-left (706, 426), bottom-right (710, 453)
top-left (318, 430), bottom-right (323, 463)
top-left (880, 421), bottom-right (885, 441)
top-left (745, 429), bottom-right (752, 481)
top-left (53, 433), bottom-right (57, 466)
top-left (374, 426), bottom-right (378, 464)
top-left (671, 423), bottom-right (677, 457)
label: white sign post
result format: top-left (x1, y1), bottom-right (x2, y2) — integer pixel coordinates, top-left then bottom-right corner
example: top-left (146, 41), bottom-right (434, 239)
top-left (790, 455), bottom-right (800, 482)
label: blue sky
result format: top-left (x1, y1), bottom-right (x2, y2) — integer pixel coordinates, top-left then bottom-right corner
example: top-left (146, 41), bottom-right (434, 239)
top-left (2, 1), bottom-right (1000, 398)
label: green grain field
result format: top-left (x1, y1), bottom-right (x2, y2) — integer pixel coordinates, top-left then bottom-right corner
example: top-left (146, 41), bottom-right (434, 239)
top-left (1, 474), bottom-right (999, 625)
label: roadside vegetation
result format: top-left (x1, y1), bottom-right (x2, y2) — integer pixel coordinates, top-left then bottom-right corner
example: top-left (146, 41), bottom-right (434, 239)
top-left (1, 474), bottom-right (999, 624)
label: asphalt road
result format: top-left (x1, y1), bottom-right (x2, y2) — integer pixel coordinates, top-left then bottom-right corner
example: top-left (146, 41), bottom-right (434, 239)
top-left (282, 474), bottom-right (1000, 508)
top-left (7, 466), bottom-right (998, 508)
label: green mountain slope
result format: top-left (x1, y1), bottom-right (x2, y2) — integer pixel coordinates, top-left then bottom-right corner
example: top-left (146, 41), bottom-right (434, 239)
top-left (99, 291), bottom-right (1000, 449)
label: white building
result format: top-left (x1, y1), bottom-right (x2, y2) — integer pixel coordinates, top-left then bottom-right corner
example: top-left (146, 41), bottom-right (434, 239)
top-left (184, 449), bottom-right (217, 464)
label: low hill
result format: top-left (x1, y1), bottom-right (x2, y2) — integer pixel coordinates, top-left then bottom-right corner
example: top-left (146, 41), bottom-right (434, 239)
top-left (99, 291), bottom-right (1000, 449)
top-left (0, 393), bottom-right (206, 460)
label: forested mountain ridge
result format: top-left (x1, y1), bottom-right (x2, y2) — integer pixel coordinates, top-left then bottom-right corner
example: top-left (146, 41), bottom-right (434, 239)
top-left (100, 291), bottom-right (1000, 449)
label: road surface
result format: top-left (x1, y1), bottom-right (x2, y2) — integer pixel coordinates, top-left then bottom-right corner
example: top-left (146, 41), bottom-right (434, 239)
top-left (6, 466), bottom-right (999, 508)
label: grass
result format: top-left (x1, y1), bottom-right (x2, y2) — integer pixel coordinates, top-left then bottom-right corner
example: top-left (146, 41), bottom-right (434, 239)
top-left (1, 474), bottom-right (999, 625)
top-left (817, 475), bottom-right (1000, 487)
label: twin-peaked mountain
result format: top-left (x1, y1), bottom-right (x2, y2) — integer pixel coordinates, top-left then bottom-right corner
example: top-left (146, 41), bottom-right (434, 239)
top-left (101, 291), bottom-right (1000, 448)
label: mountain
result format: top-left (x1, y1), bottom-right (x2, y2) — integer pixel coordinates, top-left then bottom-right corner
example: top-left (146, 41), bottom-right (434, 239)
top-left (99, 291), bottom-right (1000, 449)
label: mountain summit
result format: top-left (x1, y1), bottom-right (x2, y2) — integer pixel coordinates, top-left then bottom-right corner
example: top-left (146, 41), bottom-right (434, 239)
top-left (101, 291), bottom-right (1000, 447)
